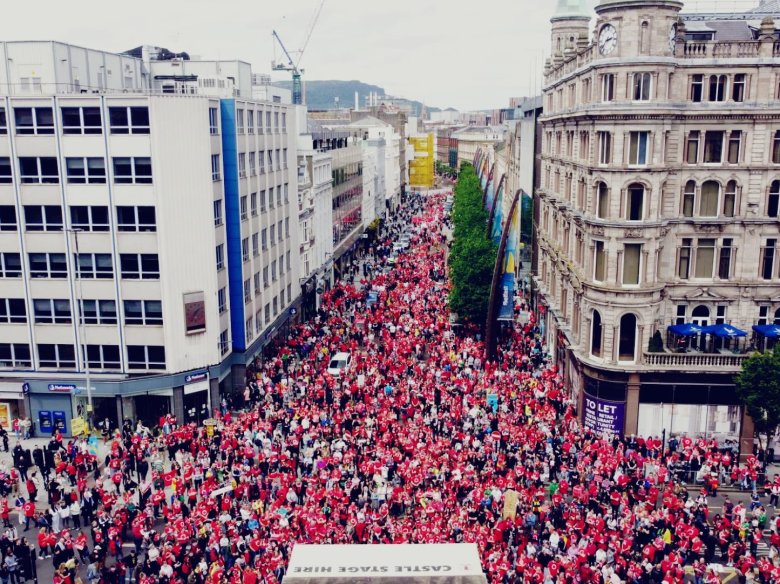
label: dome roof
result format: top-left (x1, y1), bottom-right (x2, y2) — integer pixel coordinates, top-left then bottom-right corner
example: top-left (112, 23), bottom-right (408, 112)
top-left (552, 0), bottom-right (591, 19)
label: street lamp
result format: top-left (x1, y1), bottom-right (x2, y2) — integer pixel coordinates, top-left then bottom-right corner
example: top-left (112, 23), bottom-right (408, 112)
top-left (65, 227), bottom-right (93, 429)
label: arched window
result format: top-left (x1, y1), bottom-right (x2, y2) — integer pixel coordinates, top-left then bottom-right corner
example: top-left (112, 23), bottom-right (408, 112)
top-left (682, 180), bottom-right (696, 217)
top-left (618, 314), bottom-right (638, 362)
top-left (691, 305), bottom-right (710, 326)
top-left (700, 180), bottom-right (720, 217)
top-left (723, 180), bottom-right (737, 217)
top-left (597, 182), bottom-right (609, 218)
top-left (769, 180), bottom-right (780, 218)
top-left (591, 311), bottom-right (603, 358)
top-left (626, 183), bottom-right (645, 221)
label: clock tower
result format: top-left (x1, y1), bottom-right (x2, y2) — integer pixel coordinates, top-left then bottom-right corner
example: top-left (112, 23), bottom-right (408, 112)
top-left (550, 0), bottom-right (592, 67)
top-left (595, 0), bottom-right (683, 58)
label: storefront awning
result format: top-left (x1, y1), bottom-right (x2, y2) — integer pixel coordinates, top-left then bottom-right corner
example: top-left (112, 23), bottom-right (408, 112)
top-left (752, 324), bottom-right (780, 338)
top-left (703, 324), bottom-right (747, 338)
top-left (667, 323), bottom-right (703, 337)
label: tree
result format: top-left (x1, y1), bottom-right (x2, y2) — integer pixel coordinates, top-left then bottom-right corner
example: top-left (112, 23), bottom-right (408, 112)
top-left (448, 163), bottom-right (497, 327)
top-left (735, 346), bottom-right (780, 451)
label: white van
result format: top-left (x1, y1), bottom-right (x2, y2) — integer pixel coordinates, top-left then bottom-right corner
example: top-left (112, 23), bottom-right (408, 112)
top-left (327, 352), bottom-right (352, 376)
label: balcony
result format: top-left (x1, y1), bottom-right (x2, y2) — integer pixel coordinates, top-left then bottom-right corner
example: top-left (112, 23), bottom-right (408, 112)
top-left (642, 350), bottom-right (749, 370)
top-left (682, 40), bottom-right (761, 59)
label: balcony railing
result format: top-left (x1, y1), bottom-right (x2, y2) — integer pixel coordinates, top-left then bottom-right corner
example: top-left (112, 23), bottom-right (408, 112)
top-left (642, 351), bottom-right (749, 370)
top-left (682, 41), bottom-right (760, 59)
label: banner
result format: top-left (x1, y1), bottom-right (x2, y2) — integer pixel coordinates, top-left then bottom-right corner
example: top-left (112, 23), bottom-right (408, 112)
top-left (503, 489), bottom-right (519, 520)
top-left (491, 180), bottom-right (504, 245)
top-left (485, 179), bottom-right (494, 212)
top-left (583, 395), bottom-right (626, 437)
top-left (498, 204), bottom-right (519, 321)
top-left (0, 403), bottom-right (9, 429)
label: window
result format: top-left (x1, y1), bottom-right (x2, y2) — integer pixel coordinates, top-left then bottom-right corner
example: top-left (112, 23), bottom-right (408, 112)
top-left (19, 157), bottom-right (58, 184)
top-left (247, 111), bottom-right (254, 133)
top-left (708, 75), bottom-right (727, 102)
top-left (761, 239), bottom-right (776, 280)
top-left (24, 205), bottom-right (63, 231)
top-left (263, 266), bottom-right (269, 288)
top-left (773, 131), bottom-right (780, 164)
top-left (682, 180), bottom-right (696, 217)
top-left (703, 131), bottom-right (724, 163)
top-left (257, 111), bottom-right (263, 133)
top-left (273, 296), bottom-right (278, 316)
top-left (632, 73), bottom-right (651, 101)
top-left (622, 244), bottom-right (641, 285)
top-left (37, 344), bottom-right (76, 368)
top-left (252, 233), bottom-right (259, 256)
top-left (29, 253), bottom-right (66, 278)
top-left (246, 318), bottom-right (253, 344)
top-left (260, 190), bottom-right (267, 211)
top-left (209, 107), bottom-right (219, 135)
top-left (236, 109), bottom-right (244, 134)
top-left (218, 288), bottom-right (227, 314)
top-left (727, 131), bottom-right (741, 164)
top-left (594, 241), bottom-right (606, 282)
top-left (590, 310), bottom-right (603, 358)
top-left (212, 155), bottom-right (221, 181)
top-left (238, 153), bottom-right (246, 178)
top-left (282, 113), bottom-right (287, 131)
top-left (213, 200), bottom-right (222, 226)
top-left (598, 132), bottom-right (611, 164)
top-left (618, 314), bottom-right (637, 362)
top-left (242, 237), bottom-right (249, 262)
top-left (271, 260), bottom-right (277, 281)
top-left (82, 345), bottom-right (120, 369)
top-left (124, 300), bottom-right (162, 325)
top-left (250, 192), bottom-right (257, 216)
top-left (116, 206), bottom-right (156, 232)
top-left (14, 107), bottom-right (54, 135)
top-left (0, 158), bottom-right (11, 183)
top-left (719, 238), bottom-right (733, 280)
top-left (127, 345), bottom-right (166, 370)
top-left (733, 73), bottom-right (746, 102)
top-left (270, 225), bottom-right (276, 246)
top-left (678, 238), bottom-right (692, 279)
top-left (240, 195), bottom-right (248, 220)
top-left (215, 245), bottom-right (224, 271)
top-left (259, 152), bottom-right (266, 174)
top-left (219, 330), bottom-right (229, 355)
top-left (120, 254), bottom-right (159, 279)
top-left (686, 131), bottom-right (700, 164)
top-left (694, 238), bottom-right (716, 278)
top-left (253, 271), bottom-right (261, 294)
top-left (628, 132), bottom-right (649, 165)
top-left (249, 153), bottom-right (256, 176)
top-left (33, 299), bottom-right (71, 324)
top-left (266, 111), bottom-right (272, 130)
top-left (0, 344), bottom-right (31, 368)
top-left (70, 206), bottom-right (109, 232)
top-left (0, 206), bottom-right (16, 231)
top-left (691, 74), bottom-right (704, 102)
top-left (79, 300), bottom-right (117, 325)
top-left (108, 106), bottom-right (150, 134)
top-left (283, 149), bottom-right (288, 169)
top-left (244, 279), bottom-right (251, 303)
top-left (0, 299), bottom-right (25, 323)
top-left (274, 112), bottom-right (280, 132)
top-left (74, 253), bottom-right (113, 279)
top-left (256, 310), bottom-right (262, 332)
top-left (61, 107), bottom-right (102, 134)
top-left (723, 180), bottom-right (737, 217)
top-left (66, 158), bottom-right (106, 184)
top-left (0, 109), bottom-right (6, 134)
top-left (626, 184), bottom-right (644, 221)
top-left (113, 157), bottom-right (152, 184)
top-left (769, 180), bottom-right (780, 218)
top-left (0, 254), bottom-right (21, 277)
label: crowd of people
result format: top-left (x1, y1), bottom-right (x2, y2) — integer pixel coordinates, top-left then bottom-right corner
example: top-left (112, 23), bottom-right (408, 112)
top-left (1, 190), bottom-right (779, 584)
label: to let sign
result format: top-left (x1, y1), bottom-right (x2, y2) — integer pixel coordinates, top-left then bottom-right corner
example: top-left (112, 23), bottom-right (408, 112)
top-left (583, 396), bottom-right (625, 437)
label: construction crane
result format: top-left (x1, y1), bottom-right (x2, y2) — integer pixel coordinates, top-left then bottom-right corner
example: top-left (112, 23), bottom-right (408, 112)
top-left (271, 0), bottom-right (326, 105)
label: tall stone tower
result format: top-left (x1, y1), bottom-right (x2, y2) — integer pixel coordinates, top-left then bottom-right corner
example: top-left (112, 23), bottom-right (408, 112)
top-left (594, 0), bottom-right (684, 59)
top-left (550, 0), bottom-right (592, 65)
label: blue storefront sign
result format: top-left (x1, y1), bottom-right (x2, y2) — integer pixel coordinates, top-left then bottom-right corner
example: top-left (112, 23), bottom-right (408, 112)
top-left (184, 371), bottom-right (208, 385)
top-left (48, 383), bottom-right (75, 393)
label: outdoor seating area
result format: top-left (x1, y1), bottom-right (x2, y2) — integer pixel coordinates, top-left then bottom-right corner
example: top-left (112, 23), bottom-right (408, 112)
top-left (666, 323), bottom-right (751, 354)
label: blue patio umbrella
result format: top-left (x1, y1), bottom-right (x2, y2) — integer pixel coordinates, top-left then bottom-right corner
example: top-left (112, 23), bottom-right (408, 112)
top-left (703, 324), bottom-right (747, 338)
top-left (667, 323), bottom-right (704, 337)
top-left (752, 324), bottom-right (780, 338)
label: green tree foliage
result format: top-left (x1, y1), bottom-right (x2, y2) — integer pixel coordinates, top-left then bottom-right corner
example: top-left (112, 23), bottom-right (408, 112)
top-left (735, 346), bottom-right (780, 448)
top-left (448, 163), bottom-right (498, 327)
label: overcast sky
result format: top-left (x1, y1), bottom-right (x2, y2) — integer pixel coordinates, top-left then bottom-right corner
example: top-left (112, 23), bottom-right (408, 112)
top-left (5, 0), bottom-right (765, 111)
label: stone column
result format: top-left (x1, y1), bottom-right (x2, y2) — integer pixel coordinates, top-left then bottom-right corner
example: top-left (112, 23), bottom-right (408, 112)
top-left (625, 373), bottom-right (641, 437)
top-left (173, 386), bottom-right (185, 425)
top-left (209, 377), bottom-right (220, 418)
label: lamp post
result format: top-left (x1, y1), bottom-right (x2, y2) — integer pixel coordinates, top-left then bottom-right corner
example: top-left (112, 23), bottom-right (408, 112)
top-left (66, 228), bottom-right (93, 429)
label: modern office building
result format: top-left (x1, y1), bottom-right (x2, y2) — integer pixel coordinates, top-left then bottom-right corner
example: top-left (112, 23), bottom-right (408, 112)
top-left (0, 41), bottom-right (299, 433)
top-left (536, 0), bottom-right (780, 452)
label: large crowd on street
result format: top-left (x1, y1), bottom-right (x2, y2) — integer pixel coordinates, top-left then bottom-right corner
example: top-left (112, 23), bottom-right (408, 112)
top-left (1, 190), bottom-right (779, 584)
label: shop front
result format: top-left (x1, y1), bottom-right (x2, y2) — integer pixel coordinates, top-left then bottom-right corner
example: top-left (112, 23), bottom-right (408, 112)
top-left (182, 371), bottom-right (210, 425)
top-left (0, 382), bottom-right (26, 430)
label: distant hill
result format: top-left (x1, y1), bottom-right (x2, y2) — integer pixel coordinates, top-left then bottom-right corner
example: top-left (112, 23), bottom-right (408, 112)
top-left (275, 79), bottom-right (439, 116)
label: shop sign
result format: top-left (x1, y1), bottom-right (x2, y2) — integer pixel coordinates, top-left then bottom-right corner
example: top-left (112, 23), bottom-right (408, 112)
top-left (48, 384), bottom-right (76, 393)
top-left (0, 403), bottom-right (9, 429)
top-left (184, 371), bottom-right (208, 385)
top-left (583, 395), bottom-right (625, 437)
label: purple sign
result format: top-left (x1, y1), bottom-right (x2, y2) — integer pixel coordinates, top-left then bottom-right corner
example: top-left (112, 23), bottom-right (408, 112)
top-left (583, 395), bottom-right (625, 437)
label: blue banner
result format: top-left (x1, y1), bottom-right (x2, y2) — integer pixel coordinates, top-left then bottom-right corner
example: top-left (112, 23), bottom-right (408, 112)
top-left (498, 204), bottom-right (519, 321)
top-left (485, 179), bottom-right (494, 211)
top-left (491, 181), bottom-right (504, 245)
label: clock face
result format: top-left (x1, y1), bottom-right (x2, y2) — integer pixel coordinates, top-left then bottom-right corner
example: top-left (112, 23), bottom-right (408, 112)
top-left (669, 24), bottom-right (678, 53)
top-left (599, 24), bottom-right (618, 56)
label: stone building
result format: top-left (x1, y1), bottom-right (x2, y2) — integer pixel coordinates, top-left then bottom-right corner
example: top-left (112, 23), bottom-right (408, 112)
top-left (536, 0), bottom-right (780, 452)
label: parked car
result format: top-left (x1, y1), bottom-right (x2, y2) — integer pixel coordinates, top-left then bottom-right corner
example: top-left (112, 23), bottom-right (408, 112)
top-left (327, 352), bottom-right (352, 377)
